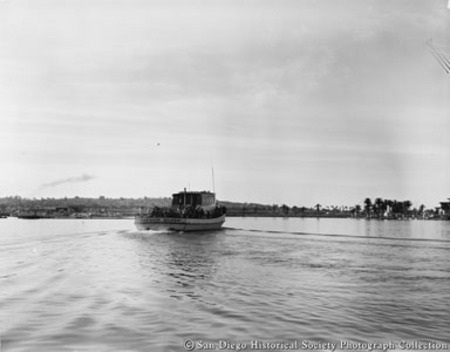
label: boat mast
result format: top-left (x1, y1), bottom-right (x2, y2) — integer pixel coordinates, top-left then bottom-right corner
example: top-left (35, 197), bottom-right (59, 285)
top-left (212, 167), bottom-right (216, 194)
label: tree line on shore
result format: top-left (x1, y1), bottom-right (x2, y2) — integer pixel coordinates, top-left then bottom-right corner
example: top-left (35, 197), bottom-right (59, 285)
top-left (223, 198), bottom-right (443, 219)
top-left (0, 195), bottom-right (447, 219)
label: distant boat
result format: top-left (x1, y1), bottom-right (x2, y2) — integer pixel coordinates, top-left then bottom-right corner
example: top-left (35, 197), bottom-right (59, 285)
top-left (17, 215), bottom-right (44, 219)
top-left (135, 189), bottom-right (226, 231)
top-left (17, 210), bottom-right (50, 219)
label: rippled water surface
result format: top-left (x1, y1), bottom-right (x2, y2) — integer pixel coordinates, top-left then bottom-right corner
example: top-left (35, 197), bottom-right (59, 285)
top-left (1, 217), bottom-right (449, 352)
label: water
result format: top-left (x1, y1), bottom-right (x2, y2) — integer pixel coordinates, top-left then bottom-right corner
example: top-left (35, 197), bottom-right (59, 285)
top-left (1, 217), bottom-right (449, 352)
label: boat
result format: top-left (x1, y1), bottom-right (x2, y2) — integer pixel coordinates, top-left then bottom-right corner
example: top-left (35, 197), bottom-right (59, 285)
top-left (135, 189), bottom-right (226, 231)
top-left (17, 209), bottom-right (51, 219)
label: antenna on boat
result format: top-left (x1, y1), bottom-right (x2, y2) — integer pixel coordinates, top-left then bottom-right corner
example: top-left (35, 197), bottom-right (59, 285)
top-left (211, 166), bottom-right (216, 194)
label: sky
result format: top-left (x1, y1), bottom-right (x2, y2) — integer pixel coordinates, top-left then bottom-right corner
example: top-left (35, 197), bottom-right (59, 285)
top-left (1, 0), bottom-right (449, 208)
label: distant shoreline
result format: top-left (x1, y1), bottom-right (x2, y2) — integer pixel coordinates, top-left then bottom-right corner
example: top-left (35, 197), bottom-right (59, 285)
top-left (2, 215), bottom-right (446, 221)
top-left (1, 196), bottom-right (449, 221)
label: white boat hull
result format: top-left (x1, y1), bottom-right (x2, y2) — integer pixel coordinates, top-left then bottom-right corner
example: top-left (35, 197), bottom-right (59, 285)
top-left (135, 215), bottom-right (225, 232)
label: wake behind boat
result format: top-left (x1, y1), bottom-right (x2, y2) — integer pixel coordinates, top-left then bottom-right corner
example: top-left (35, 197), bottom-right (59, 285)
top-left (135, 189), bottom-right (226, 231)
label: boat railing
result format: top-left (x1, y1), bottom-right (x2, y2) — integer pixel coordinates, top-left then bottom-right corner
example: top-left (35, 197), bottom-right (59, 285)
top-left (147, 205), bottom-right (226, 219)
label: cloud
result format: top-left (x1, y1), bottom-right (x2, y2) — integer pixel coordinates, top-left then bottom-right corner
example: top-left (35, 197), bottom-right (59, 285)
top-left (41, 174), bottom-right (95, 188)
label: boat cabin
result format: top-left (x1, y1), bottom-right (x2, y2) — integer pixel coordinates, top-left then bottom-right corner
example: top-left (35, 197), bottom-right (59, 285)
top-left (171, 190), bottom-right (217, 211)
top-left (440, 198), bottom-right (450, 220)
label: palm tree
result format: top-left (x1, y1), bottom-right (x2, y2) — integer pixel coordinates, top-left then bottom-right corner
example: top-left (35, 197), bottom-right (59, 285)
top-left (402, 200), bottom-right (412, 218)
top-left (418, 204), bottom-right (425, 219)
top-left (374, 198), bottom-right (383, 218)
top-left (315, 203), bottom-right (321, 215)
top-left (364, 198), bottom-right (372, 218)
top-left (281, 204), bottom-right (290, 216)
top-left (272, 204), bottom-right (279, 214)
